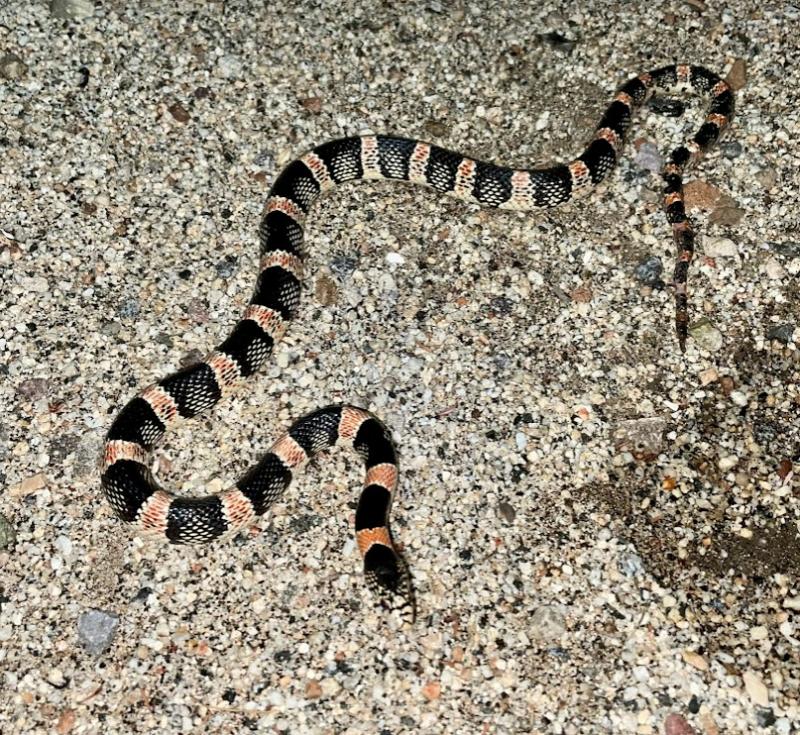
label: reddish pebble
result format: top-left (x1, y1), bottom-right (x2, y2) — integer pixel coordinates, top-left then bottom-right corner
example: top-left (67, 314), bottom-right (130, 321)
top-left (777, 458), bottom-right (792, 481)
top-left (299, 96), bottom-right (323, 113)
top-left (664, 713), bottom-right (696, 735)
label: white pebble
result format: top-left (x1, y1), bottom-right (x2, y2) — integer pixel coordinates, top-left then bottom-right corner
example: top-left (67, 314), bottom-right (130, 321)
top-left (705, 237), bottom-right (738, 258)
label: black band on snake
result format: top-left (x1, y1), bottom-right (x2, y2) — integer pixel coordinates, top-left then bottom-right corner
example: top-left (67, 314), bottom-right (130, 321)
top-left (101, 64), bottom-right (734, 623)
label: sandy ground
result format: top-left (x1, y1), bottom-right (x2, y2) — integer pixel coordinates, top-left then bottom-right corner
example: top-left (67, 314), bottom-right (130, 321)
top-left (1, 1), bottom-right (799, 733)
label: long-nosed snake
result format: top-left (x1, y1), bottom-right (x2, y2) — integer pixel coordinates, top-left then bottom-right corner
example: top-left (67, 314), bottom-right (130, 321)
top-left (101, 64), bottom-right (734, 622)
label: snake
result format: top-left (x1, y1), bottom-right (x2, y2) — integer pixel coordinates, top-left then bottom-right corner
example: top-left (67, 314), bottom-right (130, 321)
top-left (101, 64), bottom-right (734, 623)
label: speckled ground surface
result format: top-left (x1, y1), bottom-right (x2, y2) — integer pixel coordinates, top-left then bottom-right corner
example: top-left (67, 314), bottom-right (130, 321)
top-left (1, 1), bottom-right (799, 733)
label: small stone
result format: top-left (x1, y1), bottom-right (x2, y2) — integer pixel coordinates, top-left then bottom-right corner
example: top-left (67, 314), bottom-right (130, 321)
top-left (329, 255), bottom-right (357, 278)
top-left (618, 551), bottom-right (645, 577)
top-left (50, 0), bottom-right (94, 19)
top-left (768, 241), bottom-right (800, 258)
top-left (755, 167), bottom-right (778, 190)
top-left (10, 473), bottom-right (47, 497)
top-left (385, 252), bottom-right (405, 266)
top-left (77, 609), bottom-right (120, 655)
top-left (708, 205), bottom-right (744, 226)
top-left (699, 367), bottom-right (718, 386)
top-left (634, 141), bottom-right (664, 173)
top-left (726, 58), bottom-right (747, 90)
top-left (530, 605), bottom-right (566, 640)
top-left (314, 273), bottom-right (338, 306)
top-left (218, 55), bottom-right (242, 78)
top-left (635, 255), bottom-right (664, 287)
top-left (777, 459), bottom-right (793, 481)
top-left (720, 141), bottom-right (743, 159)
top-left (570, 284), bottom-right (593, 303)
top-left (305, 680), bottom-right (322, 699)
top-left (683, 180), bottom-right (722, 210)
top-left (421, 681), bottom-right (441, 701)
top-left (688, 318), bottom-right (723, 352)
top-left (168, 102), bottom-right (191, 124)
top-left (767, 324), bottom-right (794, 344)
top-left (729, 389), bottom-right (748, 407)
top-left (750, 625), bottom-right (768, 640)
top-left (215, 255), bottom-right (238, 278)
top-left (704, 237), bottom-right (738, 258)
top-left (681, 650), bottom-right (708, 671)
top-left (755, 708), bottom-right (776, 728)
top-left (497, 501), bottom-right (516, 524)
top-left (783, 596), bottom-right (800, 610)
top-left (299, 96), bottom-right (323, 114)
top-left (423, 120), bottom-right (449, 137)
top-left (0, 52), bottom-right (26, 80)
top-left (56, 709), bottom-right (76, 734)
top-left (718, 456), bottom-right (738, 471)
top-left (764, 258), bottom-right (786, 280)
top-left (117, 297), bottom-right (140, 318)
top-left (664, 713), bottom-right (696, 735)
top-left (742, 670), bottom-right (769, 707)
top-left (612, 417), bottom-right (666, 460)
top-left (0, 514), bottom-right (16, 549)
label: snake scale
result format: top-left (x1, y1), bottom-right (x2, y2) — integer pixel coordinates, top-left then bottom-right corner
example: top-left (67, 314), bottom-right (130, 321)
top-left (101, 64), bottom-right (734, 622)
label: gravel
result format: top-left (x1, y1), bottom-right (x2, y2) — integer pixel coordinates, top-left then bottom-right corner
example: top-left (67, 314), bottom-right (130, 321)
top-left (1, 1), bottom-right (798, 733)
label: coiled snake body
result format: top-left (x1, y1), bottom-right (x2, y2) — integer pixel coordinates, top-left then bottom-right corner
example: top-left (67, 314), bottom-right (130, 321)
top-left (101, 65), bottom-right (734, 622)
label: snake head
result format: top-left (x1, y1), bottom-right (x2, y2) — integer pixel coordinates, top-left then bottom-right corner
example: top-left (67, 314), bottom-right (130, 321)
top-left (363, 544), bottom-right (416, 625)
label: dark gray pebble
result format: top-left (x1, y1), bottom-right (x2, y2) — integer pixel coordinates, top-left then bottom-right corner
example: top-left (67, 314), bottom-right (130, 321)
top-left (767, 324), bottom-right (794, 343)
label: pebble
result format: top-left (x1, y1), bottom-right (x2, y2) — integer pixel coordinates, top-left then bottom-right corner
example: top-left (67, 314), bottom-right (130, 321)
top-left (709, 204), bottom-right (745, 226)
top-left (704, 237), bottom-right (738, 258)
top-left (497, 501), bottom-right (516, 524)
top-left (50, 0), bottom-right (94, 19)
top-left (613, 417), bottom-right (666, 459)
top-left (530, 606), bottom-right (566, 640)
top-left (783, 596), bottom-right (800, 611)
top-left (742, 670), bottom-right (769, 707)
top-left (117, 297), bottom-right (141, 318)
top-left (683, 180), bottom-right (721, 210)
top-left (634, 141), bottom-right (664, 173)
top-left (688, 318), bottom-right (723, 352)
top-left (634, 255), bottom-right (664, 287)
top-left (698, 367), bottom-right (718, 386)
top-left (681, 650), bottom-right (708, 671)
top-left (720, 140), bottom-right (743, 159)
top-left (767, 324), bottom-right (794, 343)
top-left (664, 713), bottom-right (696, 735)
top-left (0, 514), bottom-right (16, 549)
top-left (0, 52), bottom-right (26, 80)
top-left (726, 58), bottom-right (747, 90)
top-left (755, 708), bottom-right (776, 727)
top-left (215, 255), bottom-right (238, 278)
top-left (618, 551), bottom-right (645, 577)
top-left (77, 610), bottom-right (120, 655)
top-left (768, 241), bottom-right (800, 258)
top-left (764, 258), bottom-right (786, 280)
top-left (10, 473), bottom-right (47, 498)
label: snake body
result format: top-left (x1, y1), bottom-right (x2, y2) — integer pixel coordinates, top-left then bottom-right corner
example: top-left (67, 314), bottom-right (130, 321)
top-left (101, 65), bottom-right (734, 621)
